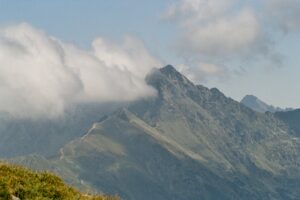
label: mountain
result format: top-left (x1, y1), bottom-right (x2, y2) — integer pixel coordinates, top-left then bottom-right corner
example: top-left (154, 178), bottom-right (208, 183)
top-left (0, 163), bottom-right (119, 200)
top-left (0, 102), bottom-right (121, 158)
top-left (9, 65), bottom-right (300, 200)
top-left (275, 109), bottom-right (300, 137)
top-left (240, 95), bottom-right (292, 113)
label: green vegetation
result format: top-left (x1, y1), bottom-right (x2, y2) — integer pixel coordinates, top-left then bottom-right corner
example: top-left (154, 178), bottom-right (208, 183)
top-left (0, 163), bottom-right (119, 200)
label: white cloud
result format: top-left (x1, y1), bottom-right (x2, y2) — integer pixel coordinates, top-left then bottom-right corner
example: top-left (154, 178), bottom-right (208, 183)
top-left (164, 0), bottom-right (286, 81)
top-left (0, 23), bottom-right (161, 119)
top-left (264, 0), bottom-right (300, 32)
top-left (178, 8), bottom-right (263, 59)
top-left (166, 0), bottom-right (269, 59)
top-left (165, 0), bottom-right (235, 22)
top-left (92, 37), bottom-right (157, 79)
top-left (178, 62), bottom-right (227, 83)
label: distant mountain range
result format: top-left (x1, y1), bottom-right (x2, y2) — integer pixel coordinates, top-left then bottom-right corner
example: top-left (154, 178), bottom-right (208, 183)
top-left (241, 95), bottom-right (293, 113)
top-left (2, 65), bottom-right (300, 200)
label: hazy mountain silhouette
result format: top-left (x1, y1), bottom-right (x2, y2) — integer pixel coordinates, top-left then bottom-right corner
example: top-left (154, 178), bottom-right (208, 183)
top-left (241, 95), bottom-right (293, 113)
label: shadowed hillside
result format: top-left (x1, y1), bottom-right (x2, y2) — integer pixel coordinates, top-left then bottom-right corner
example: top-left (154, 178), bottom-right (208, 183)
top-left (275, 109), bottom-right (300, 136)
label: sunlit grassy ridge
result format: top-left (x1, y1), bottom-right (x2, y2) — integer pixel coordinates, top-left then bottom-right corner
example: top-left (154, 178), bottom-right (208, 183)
top-left (0, 163), bottom-right (119, 200)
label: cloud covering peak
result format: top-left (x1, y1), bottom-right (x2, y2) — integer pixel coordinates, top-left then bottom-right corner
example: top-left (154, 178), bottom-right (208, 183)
top-left (0, 23), bottom-right (161, 119)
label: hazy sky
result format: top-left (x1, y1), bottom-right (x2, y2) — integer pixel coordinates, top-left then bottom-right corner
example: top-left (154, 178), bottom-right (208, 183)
top-left (0, 0), bottom-right (300, 110)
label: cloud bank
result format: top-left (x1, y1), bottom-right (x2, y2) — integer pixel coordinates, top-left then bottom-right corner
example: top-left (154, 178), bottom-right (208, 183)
top-left (265, 0), bottom-right (300, 32)
top-left (165, 0), bottom-right (300, 81)
top-left (0, 23), bottom-right (161, 119)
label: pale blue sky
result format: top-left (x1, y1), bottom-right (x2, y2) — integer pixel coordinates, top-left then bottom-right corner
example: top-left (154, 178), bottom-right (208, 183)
top-left (0, 0), bottom-right (299, 108)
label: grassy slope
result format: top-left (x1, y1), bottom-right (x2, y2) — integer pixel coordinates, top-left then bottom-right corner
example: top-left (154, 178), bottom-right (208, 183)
top-left (0, 163), bottom-right (119, 200)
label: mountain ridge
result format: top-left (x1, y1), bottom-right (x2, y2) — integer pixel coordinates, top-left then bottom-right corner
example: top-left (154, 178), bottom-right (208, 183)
top-left (5, 65), bottom-right (300, 200)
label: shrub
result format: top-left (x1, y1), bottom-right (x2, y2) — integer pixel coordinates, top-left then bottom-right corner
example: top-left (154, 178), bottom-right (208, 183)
top-left (0, 163), bottom-right (120, 200)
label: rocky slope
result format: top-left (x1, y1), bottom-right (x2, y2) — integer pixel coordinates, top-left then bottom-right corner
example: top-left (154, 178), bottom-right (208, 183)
top-left (10, 65), bottom-right (300, 200)
top-left (275, 109), bottom-right (300, 137)
top-left (0, 103), bottom-right (121, 158)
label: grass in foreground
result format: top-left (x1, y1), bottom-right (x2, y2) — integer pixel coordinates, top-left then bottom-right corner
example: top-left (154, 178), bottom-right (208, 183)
top-left (0, 163), bottom-right (120, 200)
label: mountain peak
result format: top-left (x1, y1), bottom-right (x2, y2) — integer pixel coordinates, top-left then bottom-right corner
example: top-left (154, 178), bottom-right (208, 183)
top-left (146, 65), bottom-right (192, 90)
top-left (241, 94), bottom-right (291, 113)
top-left (241, 95), bottom-right (272, 113)
top-left (159, 65), bottom-right (187, 81)
top-left (242, 95), bottom-right (258, 101)
top-left (158, 65), bottom-right (192, 85)
top-left (160, 65), bottom-right (178, 74)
